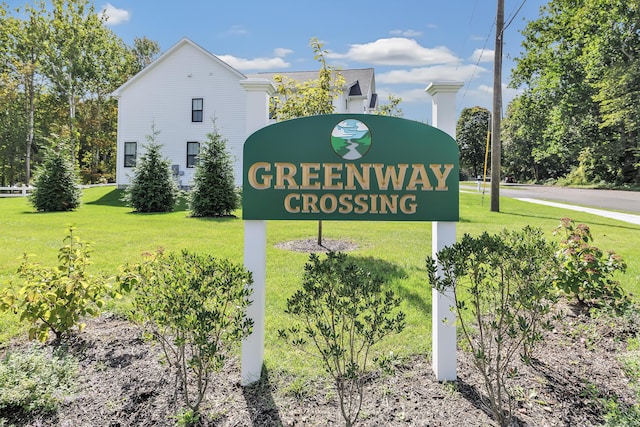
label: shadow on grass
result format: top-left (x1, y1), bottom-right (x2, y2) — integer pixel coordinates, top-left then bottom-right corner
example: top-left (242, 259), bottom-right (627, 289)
top-left (86, 189), bottom-right (192, 212)
top-left (395, 282), bottom-right (432, 316)
top-left (242, 365), bottom-right (284, 426)
top-left (347, 255), bottom-right (432, 315)
top-left (347, 255), bottom-right (407, 283)
top-left (85, 188), bottom-right (128, 207)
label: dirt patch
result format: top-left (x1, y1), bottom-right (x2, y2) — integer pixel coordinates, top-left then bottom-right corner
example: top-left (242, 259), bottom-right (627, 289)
top-left (274, 239), bottom-right (358, 253)
top-left (1, 303), bottom-right (638, 426)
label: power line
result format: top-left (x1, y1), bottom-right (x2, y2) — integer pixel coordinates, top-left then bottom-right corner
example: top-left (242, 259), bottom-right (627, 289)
top-left (504, 0), bottom-right (527, 32)
top-left (461, 20), bottom-right (495, 103)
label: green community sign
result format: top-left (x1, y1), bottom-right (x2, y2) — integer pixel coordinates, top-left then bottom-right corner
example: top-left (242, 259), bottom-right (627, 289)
top-left (243, 114), bottom-right (459, 221)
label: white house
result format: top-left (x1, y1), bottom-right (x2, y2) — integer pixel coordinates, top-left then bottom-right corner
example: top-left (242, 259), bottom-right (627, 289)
top-left (112, 38), bottom-right (377, 188)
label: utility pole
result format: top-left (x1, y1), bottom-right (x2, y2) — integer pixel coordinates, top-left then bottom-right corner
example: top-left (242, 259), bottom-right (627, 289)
top-left (491, 0), bottom-right (504, 212)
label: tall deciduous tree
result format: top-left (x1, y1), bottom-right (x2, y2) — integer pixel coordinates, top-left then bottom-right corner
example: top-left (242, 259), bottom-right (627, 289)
top-left (130, 37), bottom-right (161, 73)
top-left (375, 94), bottom-right (403, 117)
top-left (271, 37), bottom-right (345, 120)
top-left (1, 2), bottom-right (48, 184)
top-left (509, 0), bottom-right (639, 185)
top-left (42, 0), bottom-right (132, 162)
top-left (456, 107), bottom-right (491, 178)
top-left (271, 37), bottom-right (345, 245)
top-left (0, 0), bottom-right (151, 184)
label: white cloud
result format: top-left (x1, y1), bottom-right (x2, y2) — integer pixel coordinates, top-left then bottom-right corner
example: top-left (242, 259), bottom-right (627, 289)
top-left (389, 29), bottom-right (423, 38)
top-left (377, 64), bottom-right (489, 85)
top-left (274, 48), bottom-right (293, 58)
top-left (216, 55), bottom-right (290, 71)
top-left (464, 83), bottom-right (522, 109)
top-left (470, 48), bottom-right (494, 63)
top-left (101, 3), bottom-right (130, 26)
top-left (225, 25), bottom-right (249, 36)
top-left (327, 38), bottom-right (459, 66)
top-left (379, 87), bottom-right (435, 103)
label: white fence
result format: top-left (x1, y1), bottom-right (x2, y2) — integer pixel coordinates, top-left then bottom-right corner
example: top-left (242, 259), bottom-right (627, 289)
top-left (0, 185), bottom-right (34, 197)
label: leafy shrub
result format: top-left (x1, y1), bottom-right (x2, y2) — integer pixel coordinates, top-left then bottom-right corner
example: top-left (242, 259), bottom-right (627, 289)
top-left (29, 147), bottom-right (81, 212)
top-left (123, 124), bottom-right (178, 213)
top-left (279, 251), bottom-right (405, 427)
top-left (118, 249), bottom-right (253, 415)
top-left (0, 226), bottom-right (114, 343)
top-left (553, 218), bottom-right (628, 309)
top-left (189, 122), bottom-right (239, 217)
top-left (427, 226), bottom-right (557, 427)
top-left (0, 346), bottom-right (76, 419)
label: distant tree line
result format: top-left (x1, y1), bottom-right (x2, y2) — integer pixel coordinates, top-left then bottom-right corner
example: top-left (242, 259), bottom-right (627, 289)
top-left (502, 0), bottom-right (639, 186)
top-left (0, 0), bottom-right (160, 186)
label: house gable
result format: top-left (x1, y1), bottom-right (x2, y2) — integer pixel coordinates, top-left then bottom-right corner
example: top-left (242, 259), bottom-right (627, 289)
top-left (113, 38), bottom-right (262, 188)
top-left (112, 38), bottom-right (246, 98)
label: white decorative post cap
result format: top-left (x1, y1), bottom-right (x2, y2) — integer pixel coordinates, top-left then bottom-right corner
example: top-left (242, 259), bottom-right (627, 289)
top-left (425, 81), bottom-right (464, 95)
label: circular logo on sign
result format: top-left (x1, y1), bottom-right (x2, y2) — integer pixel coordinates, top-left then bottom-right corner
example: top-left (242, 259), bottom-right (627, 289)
top-left (330, 119), bottom-right (371, 160)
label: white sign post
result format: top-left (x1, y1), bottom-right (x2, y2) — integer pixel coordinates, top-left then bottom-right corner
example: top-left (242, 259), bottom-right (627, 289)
top-left (426, 81), bottom-right (463, 382)
top-left (240, 86), bottom-right (462, 386)
top-left (241, 220), bottom-right (267, 385)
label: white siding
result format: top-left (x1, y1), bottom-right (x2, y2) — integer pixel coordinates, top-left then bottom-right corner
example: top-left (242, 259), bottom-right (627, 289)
top-left (115, 41), bottom-right (248, 187)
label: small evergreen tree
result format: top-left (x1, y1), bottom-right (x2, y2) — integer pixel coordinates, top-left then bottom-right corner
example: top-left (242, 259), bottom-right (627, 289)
top-left (29, 146), bottom-right (81, 212)
top-left (123, 124), bottom-right (178, 213)
top-left (189, 123), bottom-right (239, 217)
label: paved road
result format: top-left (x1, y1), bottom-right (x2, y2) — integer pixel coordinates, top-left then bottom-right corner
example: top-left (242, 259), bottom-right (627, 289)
top-left (462, 183), bottom-right (640, 225)
top-left (465, 183), bottom-right (640, 213)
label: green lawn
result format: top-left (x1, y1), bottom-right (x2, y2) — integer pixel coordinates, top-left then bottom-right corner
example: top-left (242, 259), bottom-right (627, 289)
top-left (1, 186), bottom-right (639, 374)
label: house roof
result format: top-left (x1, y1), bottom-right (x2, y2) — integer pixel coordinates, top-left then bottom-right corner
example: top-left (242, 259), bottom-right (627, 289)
top-left (111, 38), bottom-right (248, 98)
top-left (249, 68), bottom-right (376, 100)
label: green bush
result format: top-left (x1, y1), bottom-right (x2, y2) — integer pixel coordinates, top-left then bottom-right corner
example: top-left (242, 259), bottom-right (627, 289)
top-left (0, 226), bottom-right (114, 343)
top-left (553, 218), bottom-right (628, 309)
top-left (279, 252), bottom-right (405, 427)
top-left (0, 346), bottom-right (76, 418)
top-left (427, 226), bottom-right (557, 427)
top-left (118, 249), bottom-right (253, 415)
top-left (189, 122), bottom-right (239, 217)
top-left (123, 124), bottom-right (178, 213)
top-left (29, 147), bottom-right (81, 212)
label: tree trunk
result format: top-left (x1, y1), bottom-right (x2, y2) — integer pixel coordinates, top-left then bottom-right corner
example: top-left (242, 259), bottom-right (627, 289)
top-left (25, 68), bottom-right (35, 184)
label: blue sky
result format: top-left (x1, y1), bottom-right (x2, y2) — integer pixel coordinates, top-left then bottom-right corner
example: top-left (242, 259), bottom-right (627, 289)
top-left (10, 0), bottom-right (548, 122)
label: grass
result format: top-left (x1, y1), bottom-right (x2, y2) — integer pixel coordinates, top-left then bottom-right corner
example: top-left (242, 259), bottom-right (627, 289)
top-left (1, 186), bottom-right (639, 374)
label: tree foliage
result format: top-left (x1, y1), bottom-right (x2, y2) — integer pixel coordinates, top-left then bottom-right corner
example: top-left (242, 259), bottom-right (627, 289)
top-left (0, 1), bottom-right (158, 185)
top-left (189, 121), bottom-right (239, 217)
top-left (270, 37), bottom-right (345, 121)
top-left (456, 107), bottom-right (491, 178)
top-left (375, 94), bottom-right (403, 117)
top-left (123, 124), bottom-right (178, 213)
top-left (507, 0), bottom-right (640, 185)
